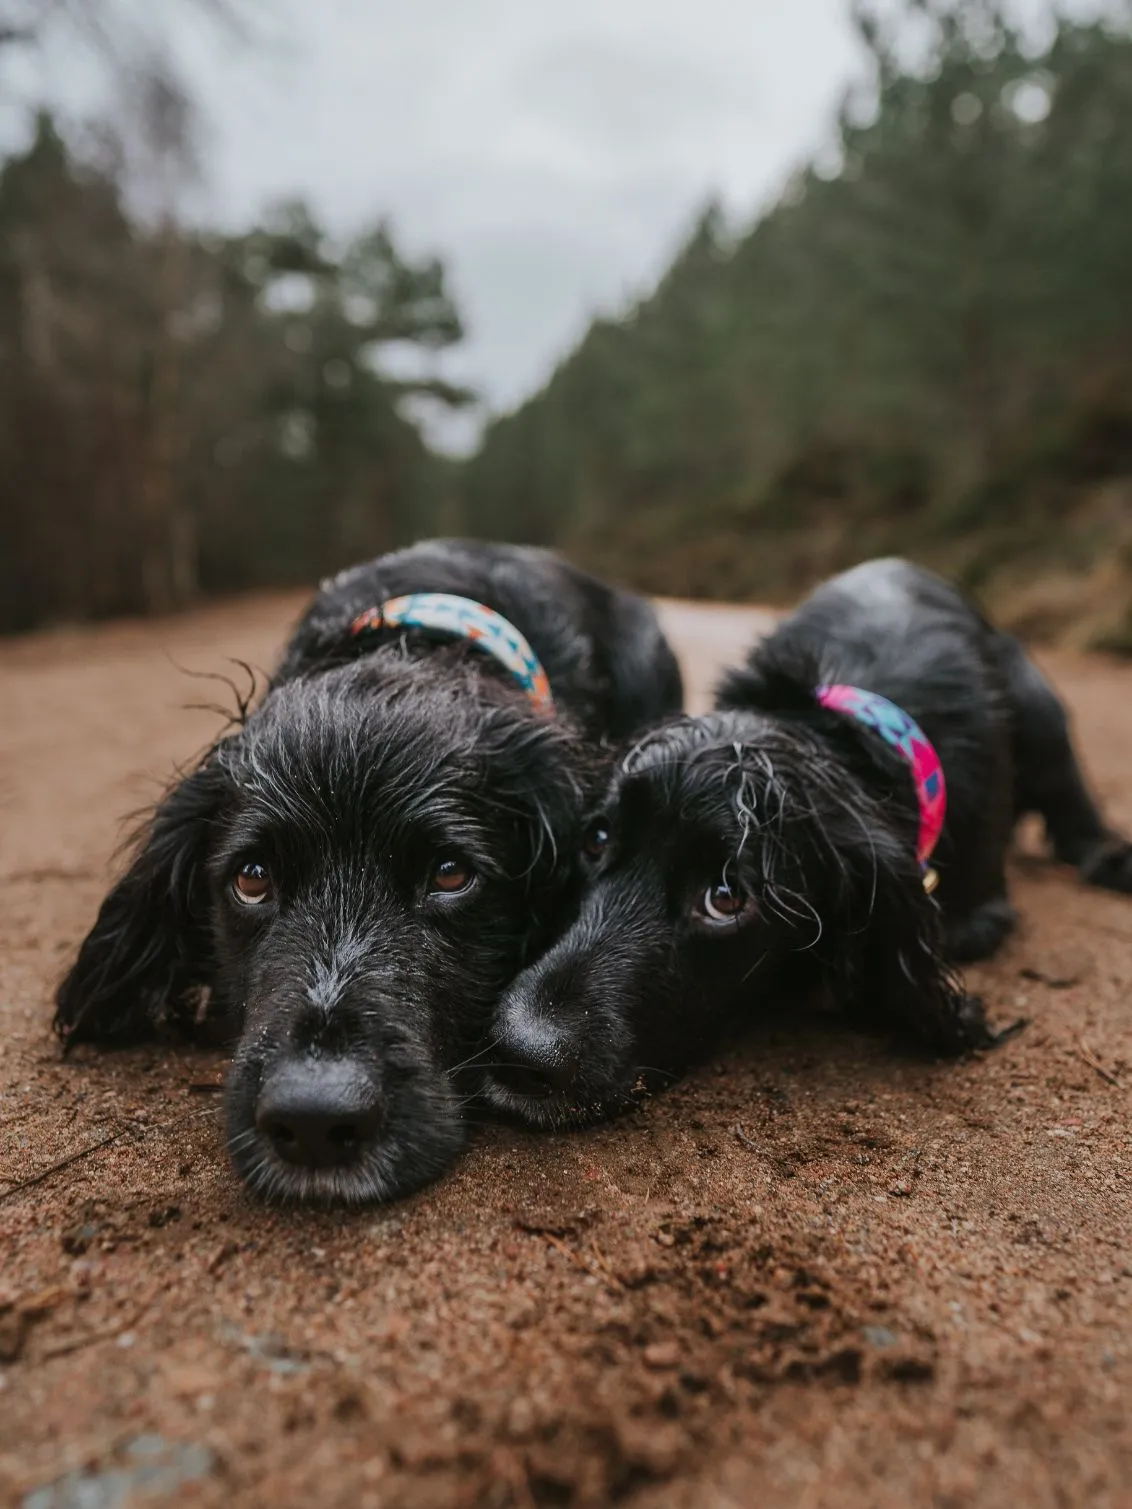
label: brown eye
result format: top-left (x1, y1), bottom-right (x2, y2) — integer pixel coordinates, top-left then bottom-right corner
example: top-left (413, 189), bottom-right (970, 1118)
top-left (430, 857), bottom-right (475, 895)
top-left (233, 861), bottom-right (273, 906)
top-left (701, 879), bottom-right (751, 924)
top-left (583, 822), bottom-right (610, 859)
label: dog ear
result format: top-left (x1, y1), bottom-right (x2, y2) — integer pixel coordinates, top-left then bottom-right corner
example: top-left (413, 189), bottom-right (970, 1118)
top-left (712, 707), bottom-right (1001, 1055)
top-left (822, 823), bottom-right (997, 1054)
top-left (475, 707), bottom-right (596, 902)
top-left (54, 758), bottom-right (231, 1048)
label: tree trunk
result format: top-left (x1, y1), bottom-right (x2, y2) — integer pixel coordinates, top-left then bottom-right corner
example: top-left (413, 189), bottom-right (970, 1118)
top-left (138, 221), bottom-right (197, 612)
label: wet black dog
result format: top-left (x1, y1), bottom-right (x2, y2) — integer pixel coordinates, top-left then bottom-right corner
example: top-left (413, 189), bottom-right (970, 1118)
top-left (485, 558), bottom-right (1132, 1127)
top-left (55, 540), bottom-right (683, 1203)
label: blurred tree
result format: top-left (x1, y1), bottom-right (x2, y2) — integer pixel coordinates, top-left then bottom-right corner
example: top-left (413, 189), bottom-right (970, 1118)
top-left (0, 130), bottom-right (470, 630)
top-left (459, 1), bottom-right (1132, 633)
top-left (214, 201), bottom-right (470, 576)
top-left (0, 3), bottom-right (472, 631)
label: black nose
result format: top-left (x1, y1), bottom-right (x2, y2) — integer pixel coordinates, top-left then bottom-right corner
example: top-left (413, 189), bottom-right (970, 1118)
top-left (491, 1015), bottom-right (581, 1100)
top-left (255, 1059), bottom-right (383, 1168)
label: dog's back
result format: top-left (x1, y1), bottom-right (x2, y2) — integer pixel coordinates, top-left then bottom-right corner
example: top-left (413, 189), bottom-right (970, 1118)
top-left (719, 558), bottom-right (1017, 897)
top-left (760, 559), bottom-right (993, 713)
top-left (723, 558), bottom-right (1004, 752)
top-left (273, 539), bottom-right (683, 741)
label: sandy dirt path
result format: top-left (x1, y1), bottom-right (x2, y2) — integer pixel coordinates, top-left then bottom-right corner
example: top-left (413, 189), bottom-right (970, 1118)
top-left (1, 593), bottom-right (1131, 1509)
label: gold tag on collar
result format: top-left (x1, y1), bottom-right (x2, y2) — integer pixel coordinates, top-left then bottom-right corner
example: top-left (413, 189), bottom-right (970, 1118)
top-left (923, 867), bottom-right (939, 895)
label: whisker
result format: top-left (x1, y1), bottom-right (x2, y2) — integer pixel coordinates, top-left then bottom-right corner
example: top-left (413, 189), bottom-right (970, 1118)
top-left (447, 1037), bottom-right (502, 1076)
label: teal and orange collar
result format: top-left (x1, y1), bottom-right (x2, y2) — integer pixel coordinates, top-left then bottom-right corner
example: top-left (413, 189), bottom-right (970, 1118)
top-left (816, 683), bottom-right (946, 893)
top-left (351, 592), bottom-right (555, 717)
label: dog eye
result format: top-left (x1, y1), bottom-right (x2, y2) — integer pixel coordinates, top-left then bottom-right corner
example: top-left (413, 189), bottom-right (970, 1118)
top-left (429, 857), bottom-right (475, 895)
top-left (233, 861), bottom-right (273, 906)
top-left (582, 822), bottom-right (611, 859)
top-left (698, 879), bottom-right (754, 926)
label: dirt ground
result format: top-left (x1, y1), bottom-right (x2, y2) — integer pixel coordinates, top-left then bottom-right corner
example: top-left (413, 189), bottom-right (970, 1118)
top-left (2, 592), bottom-right (1132, 1509)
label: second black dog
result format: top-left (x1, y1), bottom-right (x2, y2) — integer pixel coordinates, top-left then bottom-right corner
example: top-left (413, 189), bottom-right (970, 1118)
top-left (485, 558), bottom-right (1132, 1126)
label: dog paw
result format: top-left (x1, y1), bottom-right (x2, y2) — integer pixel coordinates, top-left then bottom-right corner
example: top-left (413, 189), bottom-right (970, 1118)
top-left (946, 901), bottom-right (1018, 964)
top-left (1080, 838), bottom-right (1132, 894)
top-left (982, 1014), bottom-right (1028, 1049)
top-left (941, 995), bottom-right (1027, 1055)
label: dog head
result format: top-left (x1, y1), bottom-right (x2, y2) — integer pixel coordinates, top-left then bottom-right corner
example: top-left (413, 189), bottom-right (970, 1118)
top-left (483, 708), bottom-right (980, 1128)
top-left (55, 656), bottom-right (591, 1205)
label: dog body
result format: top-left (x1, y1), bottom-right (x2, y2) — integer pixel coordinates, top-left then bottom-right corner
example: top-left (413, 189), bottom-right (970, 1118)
top-left (55, 540), bottom-right (683, 1203)
top-left (272, 540), bottom-right (684, 742)
top-left (486, 558), bottom-right (1132, 1126)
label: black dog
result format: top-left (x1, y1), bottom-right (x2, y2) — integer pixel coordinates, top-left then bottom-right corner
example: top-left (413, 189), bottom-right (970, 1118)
top-left (484, 558), bottom-right (1132, 1127)
top-left (55, 540), bottom-right (683, 1204)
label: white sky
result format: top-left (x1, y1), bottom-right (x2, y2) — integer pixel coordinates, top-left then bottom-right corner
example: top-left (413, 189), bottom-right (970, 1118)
top-left (0, 0), bottom-right (1113, 448)
top-left (203, 0), bottom-right (862, 439)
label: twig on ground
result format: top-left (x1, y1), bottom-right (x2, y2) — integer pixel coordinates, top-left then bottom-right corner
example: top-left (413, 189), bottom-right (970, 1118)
top-left (541, 1232), bottom-right (623, 1292)
top-left (589, 1239), bottom-right (625, 1292)
top-left (0, 1105), bottom-right (221, 1205)
top-left (0, 1129), bottom-right (135, 1202)
top-left (1075, 1039), bottom-right (1122, 1088)
top-left (38, 1285), bottom-right (160, 1362)
top-left (542, 1232), bottom-right (590, 1272)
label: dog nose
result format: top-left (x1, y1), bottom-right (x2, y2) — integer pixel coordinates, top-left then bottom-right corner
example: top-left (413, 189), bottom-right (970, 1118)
top-left (491, 1015), bottom-right (581, 1099)
top-left (255, 1059), bottom-right (383, 1167)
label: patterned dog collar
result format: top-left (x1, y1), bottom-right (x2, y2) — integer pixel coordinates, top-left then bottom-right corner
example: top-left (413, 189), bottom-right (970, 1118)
top-left (816, 684), bottom-right (946, 890)
top-left (351, 592), bottom-right (555, 716)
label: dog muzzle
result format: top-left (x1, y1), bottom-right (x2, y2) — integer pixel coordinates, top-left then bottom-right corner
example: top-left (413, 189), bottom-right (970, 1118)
top-left (351, 593), bottom-right (555, 717)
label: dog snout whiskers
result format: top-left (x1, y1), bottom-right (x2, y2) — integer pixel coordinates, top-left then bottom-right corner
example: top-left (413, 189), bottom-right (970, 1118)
top-left (490, 1055), bottom-right (578, 1100)
top-left (445, 1036), bottom-right (504, 1078)
top-left (488, 1003), bottom-right (584, 1103)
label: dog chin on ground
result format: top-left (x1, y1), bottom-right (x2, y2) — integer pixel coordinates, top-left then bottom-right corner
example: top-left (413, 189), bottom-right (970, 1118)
top-left (483, 711), bottom-right (997, 1129)
top-left (224, 1030), bottom-right (467, 1208)
top-left (54, 657), bottom-right (589, 1205)
top-left (480, 859), bottom-right (681, 1131)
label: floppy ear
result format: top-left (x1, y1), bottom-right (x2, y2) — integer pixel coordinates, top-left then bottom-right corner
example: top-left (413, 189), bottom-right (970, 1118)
top-left (821, 822), bottom-right (997, 1054)
top-left (716, 672), bottom-right (1002, 1056)
top-left (472, 707), bottom-right (596, 953)
top-left (55, 759), bottom-right (231, 1048)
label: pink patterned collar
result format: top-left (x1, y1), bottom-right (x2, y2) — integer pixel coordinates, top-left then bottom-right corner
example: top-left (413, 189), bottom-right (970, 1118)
top-left (816, 684), bottom-right (946, 888)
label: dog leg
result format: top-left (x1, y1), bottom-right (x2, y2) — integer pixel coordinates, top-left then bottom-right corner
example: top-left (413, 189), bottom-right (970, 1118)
top-left (834, 852), bottom-right (1019, 1053)
top-left (945, 897), bottom-right (1018, 963)
top-left (843, 964), bottom-right (1011, 1053)
top-left (1001, 635), bottom-right (1132, 893)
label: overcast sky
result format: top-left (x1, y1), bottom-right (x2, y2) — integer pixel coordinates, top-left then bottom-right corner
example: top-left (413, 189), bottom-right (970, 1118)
top-left (1, 0), bottom-right (1108, 448)
top-left (196, 0), bottom-right (863, 441)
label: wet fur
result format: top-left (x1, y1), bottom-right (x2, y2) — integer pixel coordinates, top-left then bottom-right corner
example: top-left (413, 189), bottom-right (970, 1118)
top-left (54, 540), bottom-right (683, 1205)
top-left (486, 558), bottom-right (1132, 1127)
